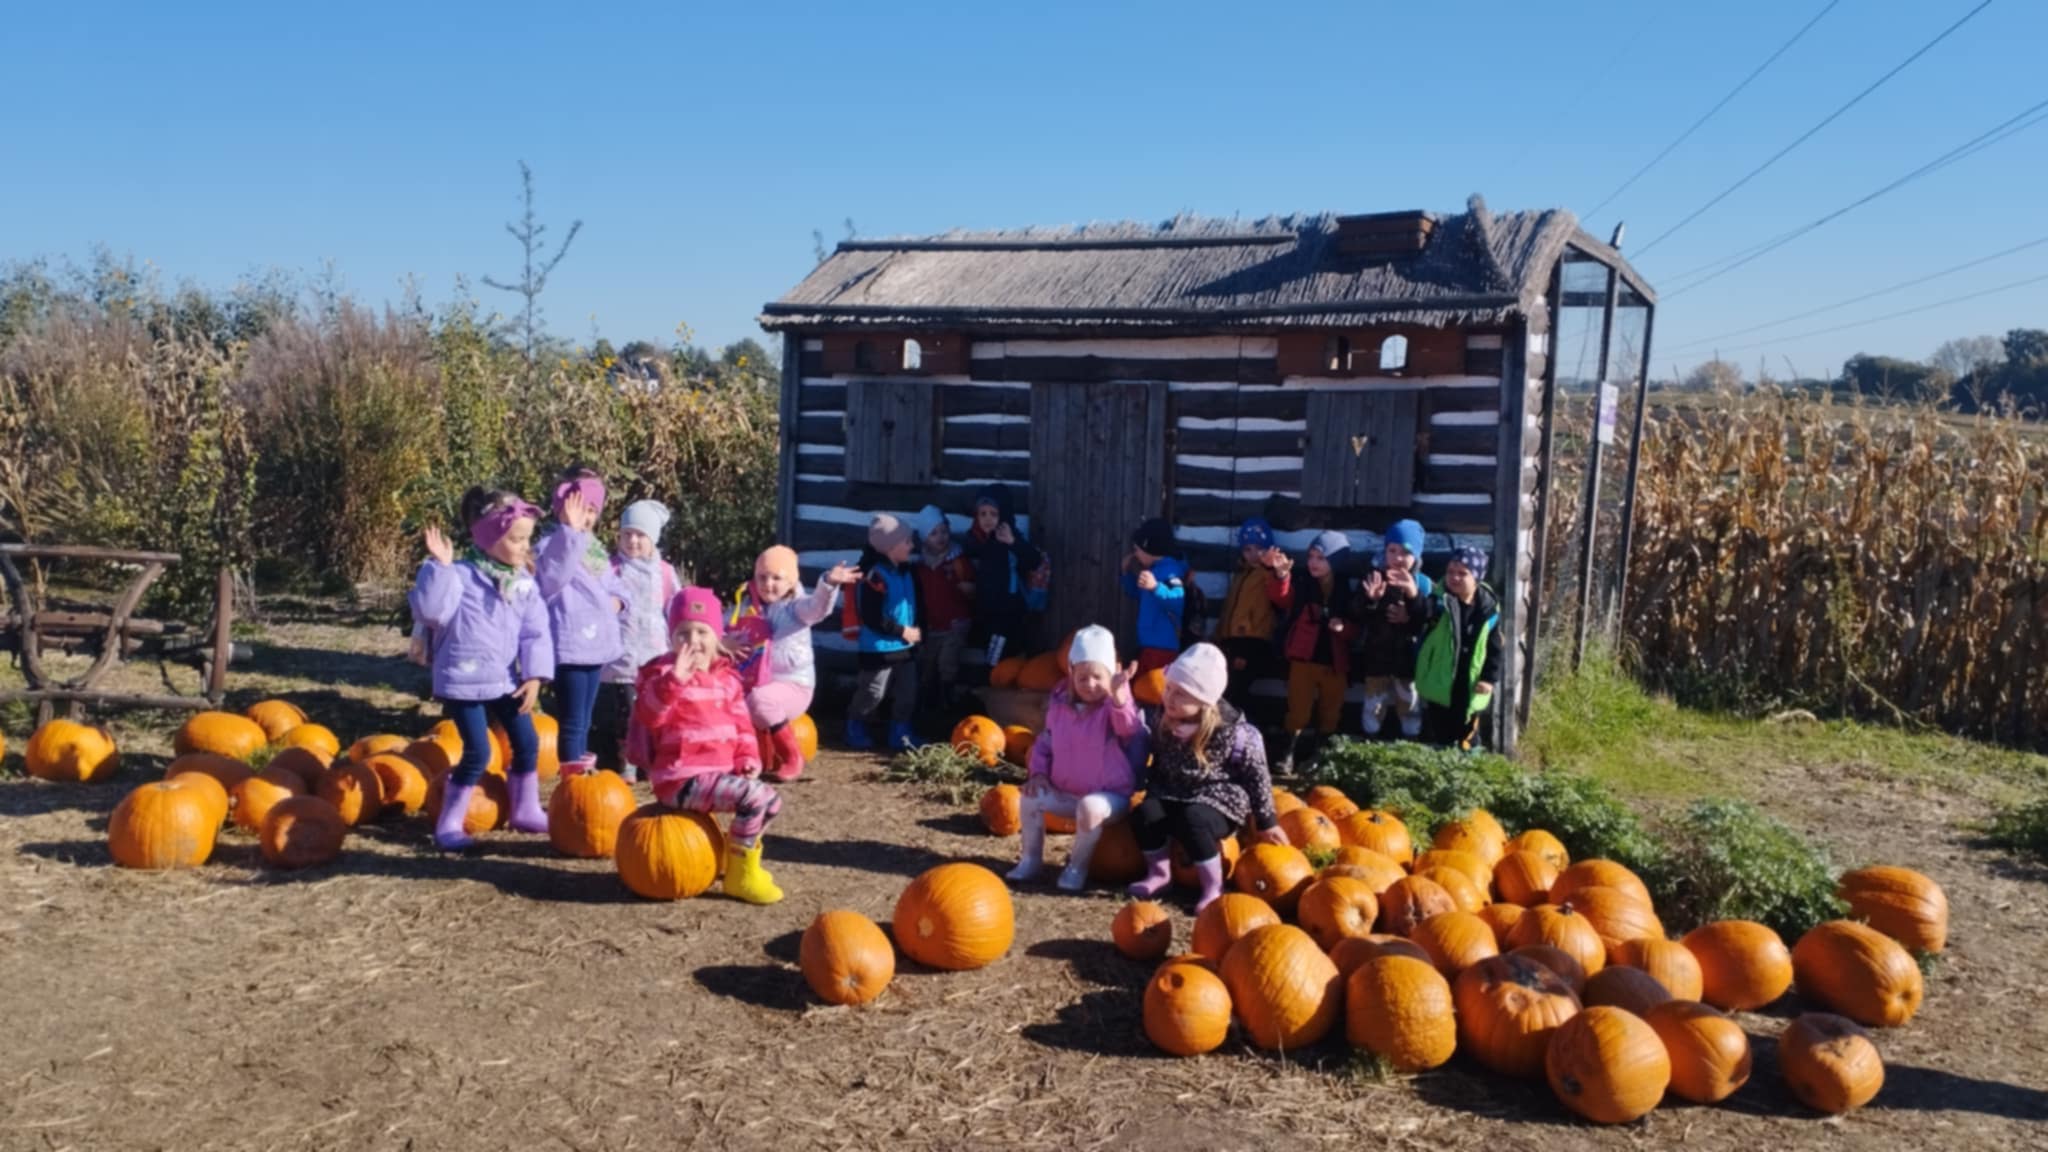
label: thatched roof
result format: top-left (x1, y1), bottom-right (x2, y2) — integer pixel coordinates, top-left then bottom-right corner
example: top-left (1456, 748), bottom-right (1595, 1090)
top-left (760, 195), bottom-right (1653, 334)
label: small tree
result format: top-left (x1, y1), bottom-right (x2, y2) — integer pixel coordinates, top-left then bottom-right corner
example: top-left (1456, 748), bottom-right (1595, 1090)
top-left (1930, 334), bottom-right (2004, 381)
top-left (1681, 358), bottom-right (1743, 393)
top-left (482, 161), bottom-right (583, 370)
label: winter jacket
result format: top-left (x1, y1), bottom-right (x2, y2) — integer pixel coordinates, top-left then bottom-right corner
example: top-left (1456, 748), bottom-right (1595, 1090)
top-left (916, 545), bottom-right (976, 633)
top-left (1416, 583), bottom-right (1503, 717)
top-left (856, 550), bottom-right (921, 665)
top-left (1355, 569), bottom-right (1434, 680)
top-left (628, 654), bottom-right (761, 806)
top-left (1121, 556), bottom-right (1190, 653)
top-left (1268, 570), bottom-right (1357, 676)
top-left (534, 526), bottom-right (628, 668)
top-left (963, 485), bottom-right (1043, 623)
top-left (1027, 681), bottom-right (1149, 798)
top-left (737, 578), bottom-right (839, 690)
top-left (606, 556), bottom-right (680, 684)
top-left (409, 559), bottom-right (556, 702)
top-left (1144, 701), bottom-right (1279, 830)
top-left (1217, 559), bottom-right (1281, 643)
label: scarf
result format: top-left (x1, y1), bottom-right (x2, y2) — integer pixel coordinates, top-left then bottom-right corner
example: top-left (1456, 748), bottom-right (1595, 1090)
top-left (462, 546), bottom-right (526, 602)
top-left (577, 531), bottom-right (611, 579)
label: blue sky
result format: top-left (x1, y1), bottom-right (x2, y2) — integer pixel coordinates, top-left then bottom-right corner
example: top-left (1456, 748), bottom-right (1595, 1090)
top-left (6, 0), bottom-right (2044, 379)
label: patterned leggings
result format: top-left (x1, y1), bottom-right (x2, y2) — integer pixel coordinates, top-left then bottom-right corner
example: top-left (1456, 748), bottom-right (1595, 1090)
top-left (666, 773), bottom-right (783, 848)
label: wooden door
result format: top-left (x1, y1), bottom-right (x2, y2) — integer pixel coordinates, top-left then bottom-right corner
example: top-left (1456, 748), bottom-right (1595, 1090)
top-left (1029, 380), bottom-right (1169, 651)
top-left (1301, 390), bottom-right (1419, 507)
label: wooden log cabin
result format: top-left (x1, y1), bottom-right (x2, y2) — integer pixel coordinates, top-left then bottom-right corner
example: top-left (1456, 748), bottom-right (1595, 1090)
top-left (759, 195), bottom-right (1656, 751)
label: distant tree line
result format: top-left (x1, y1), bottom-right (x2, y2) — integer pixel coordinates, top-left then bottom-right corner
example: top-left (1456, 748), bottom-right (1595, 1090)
top-left (1672, 329), bottom-right (2048, 414)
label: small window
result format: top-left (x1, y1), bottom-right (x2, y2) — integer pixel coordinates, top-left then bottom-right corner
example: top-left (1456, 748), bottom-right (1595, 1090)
top-left (902, 338), bottom-right (923, 372)
top-left (1325, 335), bottom-right (1352, 374)
top-left (853, 340), bottom-right (877, 373)
top-left (1379, 335), bottom-right (1409, 373)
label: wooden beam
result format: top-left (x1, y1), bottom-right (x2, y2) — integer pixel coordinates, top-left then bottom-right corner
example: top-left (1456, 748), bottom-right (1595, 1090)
top-left (776, 336), bottom-right (802, 544)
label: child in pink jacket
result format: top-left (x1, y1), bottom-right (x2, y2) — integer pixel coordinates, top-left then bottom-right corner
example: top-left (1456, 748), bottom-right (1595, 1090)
top-left (627, 587), bottom-right (783, 905)
top-left (1007, 625), bottom-right (1149, 892)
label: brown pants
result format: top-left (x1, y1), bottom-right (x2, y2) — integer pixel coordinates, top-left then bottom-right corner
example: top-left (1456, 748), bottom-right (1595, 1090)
top-left (1285, 662), bottom-right (1346, 734)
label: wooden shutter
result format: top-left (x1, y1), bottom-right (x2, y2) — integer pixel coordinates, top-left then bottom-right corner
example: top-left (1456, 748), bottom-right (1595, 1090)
top-left (1302, 390), bottom-right (1418, 507)
top-left (845, 378), bottom-right (934, 486)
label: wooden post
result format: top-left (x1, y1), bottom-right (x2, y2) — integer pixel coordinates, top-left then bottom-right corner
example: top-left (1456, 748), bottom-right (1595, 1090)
top-left (1521, 259), bottom-right (1566, 725)
top-left (774, 335), bottom-right (802, 545)
top-left (1571, 263), bottom-right (1622, 670)
top-left (1610, 302), bottom-right (1657, 635)
top-left (1489, 316), bottom-right (1532, 755)
top-left (207, 565), bottom-right (233, 704)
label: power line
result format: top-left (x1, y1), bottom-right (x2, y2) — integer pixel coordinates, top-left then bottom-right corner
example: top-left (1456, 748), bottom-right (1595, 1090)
top-left (1667, 233), bottom-right (2048, 351)
top-left (1632, 0), bottom-right (1998, 259)
top-left (1701, 269), bottom-right (2048, 356)
top-left (1584, 0), bottom-right (1843, 223)
top-left (1658, 94), bottom-right (2048, 297)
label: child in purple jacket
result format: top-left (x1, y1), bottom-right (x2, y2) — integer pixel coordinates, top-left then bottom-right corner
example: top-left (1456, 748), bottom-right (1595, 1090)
top-left (411, 487), bottom-right (557, 850)
top-left (534, 464), bottom-right (630, 778)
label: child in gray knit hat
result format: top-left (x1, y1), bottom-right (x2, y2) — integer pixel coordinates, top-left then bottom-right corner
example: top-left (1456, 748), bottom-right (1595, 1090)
top-left (847, 514), bottom-right (923, 752)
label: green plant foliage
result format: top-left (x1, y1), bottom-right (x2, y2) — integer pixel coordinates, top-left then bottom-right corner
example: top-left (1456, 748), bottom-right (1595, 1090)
top-left (1987, 795), bottom-right (2048, 865)
top-left (881, 743), bottom-right (991, 805)
top-left (1645, 798), bottom-right (1845, 940)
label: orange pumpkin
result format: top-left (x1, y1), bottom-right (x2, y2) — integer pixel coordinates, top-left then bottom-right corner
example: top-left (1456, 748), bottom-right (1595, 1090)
top-left (317, 760), bottom-right (386, 827)
top-left (365, 753), bottom-right (428, 817)
top-left (1546, 1006), bottom-right (1671, 1125)
top-left (1053, 629), bottom-right (1080, 675)
top-left (1279, 807), bottom-right (1342, 855)
top-left (1415, 848), bottom-right (1492, 891)
top-left (1682, 920), bottom-right (1793, 1012)
top-left (1432, 819), bottom-right (1506, 867)
top-left (231, 766), bottom-right (306, 834)
top-left (950, 716), bottom-right (1007, 767)
top-left (1088, 819), bottom-right (1147, 884)
top-left (259, 796), bottom-right (348, 869)
top-left (1570, 886), bottom-right (1665, 956)
top-left (1583, 966), bottom-right (1675, 1016)
top-left (1506, 828), bottom-right (1570, 870)
top-left (1549, 859), bottom-right (1652, 908)
top-left (978, 784), bottom-right (1023, 836)
top-left (1505, 904), bottom-right (1608, 978)
top-left (1644, 1000), bottom-right (1752, 1105)
top-left (1791, 920), bottom-right (1924, 1028)
top-left (1221, 924), bottom-right (1342, 1051)
top-left (894, 862), bottom-right (1014, 970)
top-left (1478, 902), bottom-right (1530, 946)
top-left (1454, 952), bottom-right (1583, 1079)
top-left (162, 768), bottom-right (230, 829)
top-left (800, 910), bottom-right (895, 1006)
top-left (988, 657), bottom-right (1026, 690)
top-left (1378, 875), bottom-right (1458, 937)
top-left (1325, 845), bottom-right (1406, 892)
top-left (614, 805), bottom-right (724, 900)
top-left (1612, 937), bottom-right (1705, 1002)
top-left (1461, 808), bottom-right (1510, 852)
top-left (789, 713), bottom-right (820, 762)
top-left (24, 719), bottom-right (119, 783)
top-left (528, 712), bottom-right (561, 780)
top-left (266, 746), bottom-right (330, 792)
top-left (1332, 933), bottom-right (1433, 974)
top-left (244, 699), bottom-right (307, 743)
top-left (1191, 892), bottom-right (1281, 962)
top-left (275, 723), bottom-right (342, 764)
top-left (1346, 954), bottom-right (1457, 1072)
top-left (1002, 725), bottom-right (1036, 764)
top-left (174, 711), bottom-right (268, 761)
top-left (1233, 843), bottom-right (1315, 916)
top-left (1416, 866), bottom-right (1492, 915)
top-left (1132, 668), bottom-right (1168, 707)
top-left (1043, 809), bottom-right (1078, 835)
top-left (1269, 788), bottom-right (1305, 818)
top-left (1336, 809), bottom-right (1412, 864)
top-left (1837, 865), bottom-right (1948, 954)
top-left (1016, 652), bottom-right (1064, 693)
top-left (547, 770), bottom-right (637, 858)
top-left (1145, 959), bottom-right (1234, 1057)
top-left (1296, 876), bottom-right (1381, 951)
top-left (423, 773), bottom-right (509, 838)
top-left (1409, 910), bottom-right (1501, 977)
top-left (163, 752), bottom-right (253, 794)
top-left (348, 734), bottom-right (410, 763)
top-left (108, 779), bottom-right (218, 869)
top-left (1493, 849), bottom-right (1561, 907)
top-left (485, 723), bottom-right (512, 777)
top-left (1304, 784), bottom-right (1359, 823)
top-left (1172, 836), bottom-right (1241, 888)
top-left (1779, 1012), bottom-right (1885, 1114)
top-left (1112, 901), bottom-right (1175, 961)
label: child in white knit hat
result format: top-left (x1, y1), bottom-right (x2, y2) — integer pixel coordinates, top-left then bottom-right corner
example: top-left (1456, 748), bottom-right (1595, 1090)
top-left (596, 499), bottom-right (680, 781)
top-left (1008, 625), bottom-right (1149, 891)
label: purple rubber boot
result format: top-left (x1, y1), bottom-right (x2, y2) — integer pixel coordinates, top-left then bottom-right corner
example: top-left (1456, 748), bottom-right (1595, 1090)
top-left (1191, 856), bottom-right (1226, 914)
top-left (506, 771), bottom-right (549, 834)
top-left (1126, 848), bottom-right (1173, 899)
top-left (435, 783), bottom-right (479, 851)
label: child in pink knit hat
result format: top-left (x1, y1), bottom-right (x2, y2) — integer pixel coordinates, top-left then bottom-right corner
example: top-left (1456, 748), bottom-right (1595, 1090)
top-left (627, 586), bottom-right (785, 904)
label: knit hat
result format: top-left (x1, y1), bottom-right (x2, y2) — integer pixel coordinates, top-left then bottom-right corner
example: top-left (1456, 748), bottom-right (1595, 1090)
top-left (1067, 625), bottom-right (1117, 672)
top-left (666, 585), bottom-right (724, 637)
top-left (1132, 517), bottom-right (1176, 557)
top-left (620, 499), bottom-right (670, 541)
top-left (1236, 518), bottom-right (1275, 550)
top-left (1165, 643), bottom-right (1229, 707)
top-left (973, 484), bottom-right (1011, 519)
top-left (868, 513), bottom-right (913, 554)
top-left (1384, 519), bottom-right (1424, 557)
top-left (915, 505), bottom-right (949, 538)
top-left (1451, 545), bottom-right (1490, 582)
top-left (1310, 530), bottom-right (1351, 560)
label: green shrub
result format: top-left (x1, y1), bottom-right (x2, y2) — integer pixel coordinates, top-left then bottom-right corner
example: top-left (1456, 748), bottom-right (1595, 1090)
top-left (1648, 798), bottom-right (1845, 939)
top-left (1987, 795), bottom-right (2048, 865)
top-left (881, 743), bottom-right (997, 805)
top-left (1312, 739), bottom-right (1519, 842)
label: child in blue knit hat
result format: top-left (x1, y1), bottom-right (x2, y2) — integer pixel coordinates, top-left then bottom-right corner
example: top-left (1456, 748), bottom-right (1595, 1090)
top-left (1215, 518), bottom-right (1284, 710)
top-left (1415, 545), bottom-right (1502, 751)
top-left (1357, 518), bottom-right (1434, 739)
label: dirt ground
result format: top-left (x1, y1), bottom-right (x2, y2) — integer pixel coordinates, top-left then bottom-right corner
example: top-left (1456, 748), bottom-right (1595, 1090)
top-left (3, 601), bottom-right (2046, 1151)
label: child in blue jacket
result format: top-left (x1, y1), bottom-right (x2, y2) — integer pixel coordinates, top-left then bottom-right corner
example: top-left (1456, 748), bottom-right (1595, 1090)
top-left (849, 514), bottom-right (923, 753)
top-left (1122, 517), bottom-right (1188, 673)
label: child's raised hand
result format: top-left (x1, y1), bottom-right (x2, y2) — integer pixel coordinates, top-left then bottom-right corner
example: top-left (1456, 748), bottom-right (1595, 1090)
top-left (1113, 661), bottom-right (1138, 694)
top-left (423, 526), bottom-right (455, 566)
top-left (994, 523), bottom-right (1015, 546)
top-left (902, 625), bottom-right (923, 645)
top-left (1363, 569), bottom-right (1387, 600)
top-left (562, 490), bottom-right (598, 533)
top-left (825, 562), bottom-right (861, 586)
top-left (1136, 569), bottom-right (1158, 592)
top-left (1387, 567), bottom-right (1416, 595)
top-left (1264, 548), bottom-right (1292, 577)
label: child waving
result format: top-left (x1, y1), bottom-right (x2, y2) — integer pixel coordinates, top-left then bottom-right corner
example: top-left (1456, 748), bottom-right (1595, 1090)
top-left (1008, 626), bottom-right (1149, 892)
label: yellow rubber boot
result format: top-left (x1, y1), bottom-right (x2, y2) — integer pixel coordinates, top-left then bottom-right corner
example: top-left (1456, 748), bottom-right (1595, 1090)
top-left (722, 840), bottom-right (784, 905)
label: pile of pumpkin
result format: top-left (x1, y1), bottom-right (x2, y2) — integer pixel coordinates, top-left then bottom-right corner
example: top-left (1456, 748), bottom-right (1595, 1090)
top-left (1078, 786), bottom-right (1941, 1124)
top-left (797, 860), bottom-right (1016, 1006)
top-left (986, 638), bottom-right (1169, 708)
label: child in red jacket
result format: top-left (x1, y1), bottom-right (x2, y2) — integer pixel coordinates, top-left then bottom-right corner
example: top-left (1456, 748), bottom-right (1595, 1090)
top-left (628, 586), bottom-right (784, 905)
top-left (914, 505), bottom-right (976, 717)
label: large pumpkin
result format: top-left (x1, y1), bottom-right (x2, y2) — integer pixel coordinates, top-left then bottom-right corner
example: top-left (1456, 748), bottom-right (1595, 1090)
top-left (1191, 892), bottom-right (1281, 962)
top-left (1681, 920), bottom-right (1793, 1012)
top-left (1337, 809), bottom-right (1413, 864)
top-left (423, 773), bottom-right (509, 837)
top-left (615, 805), bottom-right (725, 900)
top-left (1837, 866), bottom-right (1948, 954)
top-left (1088, 819), bottom-right (1147, 884)
top-left (1461, 808), bottom-right (1509, 852)
top-left (1583, 966), bottom-right (1675, 1017)
top-left (1546, 1006), bottom-right (1671, 1125)
top-left (1296, 876), bottom-right (1381, 951)
top-left (1780, 1012), bottom-right (1884, 1114)
top-left (1002, 726), bottom-right (1036, 765)
top-left (163, 752), bottom-right (253, 794)
top-left (1332, 933), bottom-right (1433, 975)
top-left (978, 784), bottom-right (1023, 836)
top-left (1378, 875), bottom-right (1458, 937)
top-left (950, 716), bottom-right (1007, 767)
top-left (259, 796), bottom-right (348, 869)
top-left (365, 753), bottom-right (428, 817)
top-left (1233, 843), bottom-right (1315, 917)
top-left (231, 766), bottom-right (306, 833)
top-left (244, 699), bottom-right (307, 743)
top-left (348, 734), bottom-right (410, 763)
top-left (1416, 866), bottom-right (1492, 915)
top-left (1643, 1000), bottom-right (1752, 1104)
top-left (1016, 652), bottom-right (1064, 693)
top-left (1414, 848), bottom-right (1492, 891)
top-left (1494, 850), bottom-right (1561, 907)
top-left (1132, 668), bottom-right (1168, 708)
top-left (108, 779), bottom-right (218, 869)
top-left (1791, 920), bottom-right (1924, 1028)
top-left (1220, 924), bottom-right (1342, 1051)
top-left (1432, 820), bottom-right (1505, 867)
top-left (1506, 904), bottom-right (1608, 978)
top-left (1453, 953), bottom-right (1583, 1079)
top-left (1408, 910), bottom-right (1500, 977)
top-left (1478, 903), bottom-right (1530, 947)
top-left (1549, 859), bottom-right (1652, 908)
top-left (265, 746), bottom-right (330, 792)
top-left (1326, 846), bottom-right (1406, 894)
top-left (162, 768), bottom-right (231, 829)
top-left (547, 770), bottom-right (637, 858)
top-left (1346, 954), bottom-right (1457, 1072)
top-left (1145, 959), bottom-right (1234, 1057)
top-left (275, 723), bottom-right (343, 764)
top-left (894, 863), bottom-right (1014, 970)
top-left (1507, 828), bottom-right (1570, 870)
top-left (800, 910), bottom-right (895, 1006)
top-left (1279, 808), bottom-right (1342, 855)
top-left (1570, 886), bottom-right (1665, 955)
top-left (1612, 937), bottom-right (1705, 1002)
top-left (1509, 944), bottom-right (1589, 996)
top-left (317, 760), bottom-right (387, 827)
top-left (24, 720), bottom-right (119, 783)
top-left (1303, 784), bottom-right (1358, 823)
top-left (174, 711), bottom-right (268, 761)
top-left (529, 712), bottom-right (561, 780)
top-left (1269, 789), bottom-right (1306, 818)
top-left (988, 657), bottom-right (1026, 690)
top-left (1112, 901), bottom-right (1175, 961)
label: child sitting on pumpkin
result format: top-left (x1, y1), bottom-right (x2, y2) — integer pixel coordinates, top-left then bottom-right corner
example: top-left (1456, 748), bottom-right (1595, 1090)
top-left (1007, 626), bottom-right (1149, 892)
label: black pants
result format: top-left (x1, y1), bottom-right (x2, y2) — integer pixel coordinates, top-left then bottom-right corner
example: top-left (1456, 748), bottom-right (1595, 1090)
top-left (1422, 702), bottom-right (1480, 751)
top-left (1132, 795), bottom-right (1239, 862)
top-left (1217, 637), bottom-right (1277, 712)
top-left (593, 682), bottom-right (635, 770)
